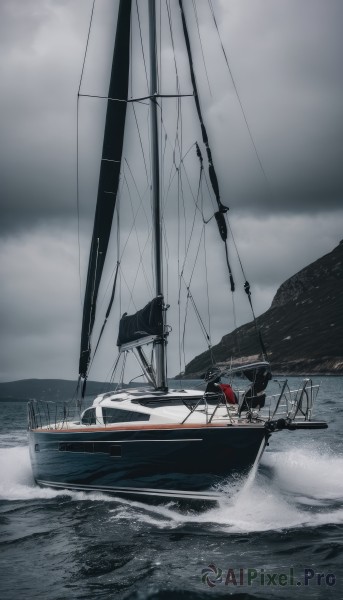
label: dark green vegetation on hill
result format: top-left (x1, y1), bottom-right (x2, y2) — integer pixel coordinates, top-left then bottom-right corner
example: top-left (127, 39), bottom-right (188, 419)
top-left (183, 242), bottom-right (343, 376)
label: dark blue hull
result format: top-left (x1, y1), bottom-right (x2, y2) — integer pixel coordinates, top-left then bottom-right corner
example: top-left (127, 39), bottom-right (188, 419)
top-left (28, 424), bottom-right (268, 501)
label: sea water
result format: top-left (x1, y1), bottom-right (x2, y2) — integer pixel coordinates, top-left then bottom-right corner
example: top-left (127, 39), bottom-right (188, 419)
top-left (0, 376), bottom-right (342, 599)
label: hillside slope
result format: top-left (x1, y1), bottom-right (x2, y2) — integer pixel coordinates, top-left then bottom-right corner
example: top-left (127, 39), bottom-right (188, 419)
top-left (183, 241), bottom-right (343, 376)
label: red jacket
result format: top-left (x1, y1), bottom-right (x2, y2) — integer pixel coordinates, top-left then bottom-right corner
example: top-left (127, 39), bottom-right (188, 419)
top-left (219, 383), bottom-right (238, 404)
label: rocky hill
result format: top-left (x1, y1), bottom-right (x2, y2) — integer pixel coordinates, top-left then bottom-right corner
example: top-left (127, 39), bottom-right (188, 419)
top-left (182, 241), bottom-right (343, 376)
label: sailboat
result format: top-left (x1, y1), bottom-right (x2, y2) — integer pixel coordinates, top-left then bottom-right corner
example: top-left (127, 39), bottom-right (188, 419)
top-left (28, 0), bottom-right (327, 503)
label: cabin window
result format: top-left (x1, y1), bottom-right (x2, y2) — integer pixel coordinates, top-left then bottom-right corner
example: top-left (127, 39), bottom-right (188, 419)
top-left (81, 408), bottom-right (96, 425)
top-left (102, 407), bottom-right (150, 424)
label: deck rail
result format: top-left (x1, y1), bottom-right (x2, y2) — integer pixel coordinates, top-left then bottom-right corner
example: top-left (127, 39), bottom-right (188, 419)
top-left (27, 399), bottom-right (78, 430)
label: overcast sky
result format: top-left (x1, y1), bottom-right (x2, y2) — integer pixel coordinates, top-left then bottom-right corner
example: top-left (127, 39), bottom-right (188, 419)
top-left (1, 0), bottom-right (342, 383)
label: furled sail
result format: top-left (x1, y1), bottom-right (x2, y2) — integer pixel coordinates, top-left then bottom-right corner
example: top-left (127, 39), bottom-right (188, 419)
top-left (79, 0), bottom-right (132, 380)
top-left (117, 297), bottom-right (164, 347)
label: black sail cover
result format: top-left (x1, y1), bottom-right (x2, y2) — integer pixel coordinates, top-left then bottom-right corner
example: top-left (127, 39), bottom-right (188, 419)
top-left (117, 298), bottom-right (164, 347)
top-left (79, 0), bottom-right (132, 379)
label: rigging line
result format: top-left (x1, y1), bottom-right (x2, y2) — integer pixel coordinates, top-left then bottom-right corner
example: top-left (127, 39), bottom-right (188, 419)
top-left (199, 171), bottom-right (206, 216)
top-left (76, 97), bottom-right (82, 305)
top-left (207, 0), bottom-right (271, 191)
top-left (203, 226), bottom-right (213, 352)
top-left (171, 0), bottom-right (184, 372)
top-left (161, 138), bottom-right (198, 208)
top-left (162, 131), bottom-right (168, 187)
top-left (169, 159), bottom-right (205, 273)
top-left (164, 131), bottom-right (177, 202)
top-left (179, 166), bottom-right (187, 260)
top-left (159, 117), bottom-right (170, 304)
top-left (157, 105), bottom-right (180, 200)
top-left (157, 94), bottom-right (193, 171)
top-left (166, 0), bottom-right (185, 185)
top-left (78, 0), bottom-right (95, 95)
top-left (179, 93), bottom-right (184, 178)
top-left (179, 223), bottom-right (215, 365)
top-left (181, 275), bottom-right (211, 344)
top-left (225, 214), bottom-right (266, 355)
top-left (146, 104), bottom-right (152, 200)
top-left (179, 156), bottom-right (202, 211)
top-left (122, 171), bottom-right (154, 299)
top-left (188, 224), bottom-right (205, 286)
top-left (119, 181), bottom-right (150, 262)
top-left (180, 204), bottom-right (198, 281)
top-left (189, 291), bottom-right (211, 344)
top-left (108, 353), bottom-right (121, 387)
top-left (191, 0), bottom-right (211, 95)
top-left (166, 0), bottom-right (180, 92)
top-left (94, 175), bottom-right (125, 315)
top-left (226, 216), bottom-right (248, 281)
top-left (135, 0), bottom-right (149, 91)
top-left (118, 263), bottom-right (138, 315)
top-left (196, 162), bottom-right (204, 217)
top-left (181, 290), bottom-right (190, 371)
top-left (177, 161), bottom-right (183, 377)
top-left (76, 0), bottom-right (96, 305)
top-left (159, 0), bottom-right (162, 94)
top-left (171, 97), bottom-right (182, 186)
top-left (132, 104), bottom-right (149, 185)
top-left (78, 93), bottom-right (192, 102)
top-left (120, 173), bottom-right (150, 255)
top-left (180, 171), bottom-right (203, 278)
top-left (223, 239), bottom-right (235, 293)
top-left (118, 352), bottom-right (128, 388)
top-left (88, 262), bottom-right (120, 372)
top-left (161, 139), bottom-right (198, 212)
top-left (124, 158), bottom-right (150, 226)
top-left (231, 290), bottom-right (240, 354)
top-left (129, 1), bottom-right (133, 98)
top-left (162, 219), bottom-right (170, 302)
top-left (159, 113), bottom-right (173, 305)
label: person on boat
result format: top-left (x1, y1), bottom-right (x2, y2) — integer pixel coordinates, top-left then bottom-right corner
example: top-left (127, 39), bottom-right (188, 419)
top-left (204, 368), bottom-right (238, 404)
top-left (240, 369), bottom-right (271, 412)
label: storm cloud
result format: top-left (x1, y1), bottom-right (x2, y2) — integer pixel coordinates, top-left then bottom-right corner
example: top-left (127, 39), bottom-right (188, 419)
top-left (1, 0), bottom-right (342, 381)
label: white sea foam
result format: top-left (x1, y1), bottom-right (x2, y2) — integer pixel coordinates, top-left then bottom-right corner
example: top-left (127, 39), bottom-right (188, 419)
top-left (262, 446), bottom-right (343, 501)
top-left (1, 443), bottom-right (342, 533)
top-left (0, 446), bottom-right (111, 502)
top-left (107, 445), bottom-right (343, 533)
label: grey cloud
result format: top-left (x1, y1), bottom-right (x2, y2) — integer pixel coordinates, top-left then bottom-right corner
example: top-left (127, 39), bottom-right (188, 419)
top-left (1, 0), bottom-right (342, 233)
top-left (1, 0), bottom-right (342, 381)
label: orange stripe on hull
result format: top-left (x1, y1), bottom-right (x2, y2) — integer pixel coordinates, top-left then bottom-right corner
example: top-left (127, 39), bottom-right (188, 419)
top-left (31, 421), bottom-right (262, 434)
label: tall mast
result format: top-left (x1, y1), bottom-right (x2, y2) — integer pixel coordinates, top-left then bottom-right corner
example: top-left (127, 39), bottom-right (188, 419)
top-left (148, 0), bottom-right (167, 390)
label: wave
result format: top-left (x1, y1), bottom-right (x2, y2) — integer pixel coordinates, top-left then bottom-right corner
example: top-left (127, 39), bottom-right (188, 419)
top-left (1, 444), bottom-right (342, 533)
top-left (0, 446), bottom-right (113, 503)
top-left (262, 445), bottom-right (343, 501)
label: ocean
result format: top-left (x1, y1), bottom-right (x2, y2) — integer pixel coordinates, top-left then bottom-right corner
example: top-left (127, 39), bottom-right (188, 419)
top-left (0, 376), bottom-right (342, 600)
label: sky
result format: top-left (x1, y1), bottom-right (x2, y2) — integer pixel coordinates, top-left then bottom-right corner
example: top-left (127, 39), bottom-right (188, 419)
top-left (1, 0), bottom-right (342, 383)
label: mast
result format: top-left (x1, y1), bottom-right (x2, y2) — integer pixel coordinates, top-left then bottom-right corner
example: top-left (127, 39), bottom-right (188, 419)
top-left (148, 0), bottom-right (167, 390)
